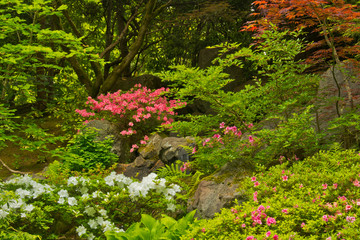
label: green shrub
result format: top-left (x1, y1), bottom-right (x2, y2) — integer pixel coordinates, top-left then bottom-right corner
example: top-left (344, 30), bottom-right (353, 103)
top-left (181, 148), bottom-right (360, 239)
top-left (52, 128), bottom-right (118, 172)
top-left (106, 210), bottom-right (198, 240)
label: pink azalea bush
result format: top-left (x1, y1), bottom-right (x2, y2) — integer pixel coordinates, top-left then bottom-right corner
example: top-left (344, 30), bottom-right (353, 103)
top-left (181, 149), bottom-right (360, 239)
top-left (76, 84), bottom-right (186, 154)
top-left (190, 122), bottom-right (256, 174)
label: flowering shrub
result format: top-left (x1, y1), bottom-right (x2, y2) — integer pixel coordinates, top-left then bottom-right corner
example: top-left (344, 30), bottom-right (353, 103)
top-left (76, 84), bottom-right (186, 156)
top-left (190, 122), bottom-right (256, 174)
top-left (181, 149), bottom-right (360, 239)
top-left (0, 172), bottom-right (181, 239)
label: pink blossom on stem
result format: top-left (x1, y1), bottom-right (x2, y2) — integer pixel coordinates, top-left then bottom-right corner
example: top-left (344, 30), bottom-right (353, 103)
top-left (282, 175), bottom-right (288, 181)
top-left (266, 231), bottom-right (271, 237)
top-left (266, 217), bottom-right (276, 226)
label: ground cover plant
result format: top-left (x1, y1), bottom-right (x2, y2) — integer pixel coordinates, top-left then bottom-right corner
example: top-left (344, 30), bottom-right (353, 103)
top-left (0, 172), bottom-right (181, 239)
top-left (181, 148), bottom-right (360, 239)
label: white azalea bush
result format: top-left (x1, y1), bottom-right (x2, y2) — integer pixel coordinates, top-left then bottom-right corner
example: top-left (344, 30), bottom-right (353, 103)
top-left (0, 172), bottom-right (181, 239)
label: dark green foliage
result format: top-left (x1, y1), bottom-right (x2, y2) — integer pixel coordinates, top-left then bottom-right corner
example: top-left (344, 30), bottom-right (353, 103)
top-left (53, 128), bottom-right (118, 171)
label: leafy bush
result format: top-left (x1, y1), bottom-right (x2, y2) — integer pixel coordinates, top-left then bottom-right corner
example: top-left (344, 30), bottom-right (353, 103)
top-left (52, 128), bottom-right (118, 172)
top-left (76, 84), bottom-right (186, 156)
top-left (160, 26), bottom-right (319, 137)
top-left (189, 122), bottom-right (255, 175)
top-left (253, 106), bottom-right (321, 166)
top-left (181, 148), bottom-right (360, 239)
top-left (106, 210), bottom-right (198, 240)
top-left (0, 172), bottom-right (181, 239)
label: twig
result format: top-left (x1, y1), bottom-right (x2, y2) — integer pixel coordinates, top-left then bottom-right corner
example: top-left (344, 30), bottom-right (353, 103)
top-left (0, 158), bottom-right (30, 175)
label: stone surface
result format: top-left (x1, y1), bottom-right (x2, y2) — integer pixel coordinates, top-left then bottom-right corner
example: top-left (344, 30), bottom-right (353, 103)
top-left (84, 120), bottom-right (122, 158)
top-left (139, 133), bottom-right (163, 159)
top-left (187, 159), bottom-right (250, 219)
top-left (316, 63), bottom-right (360, 131)
top-left (160, 137), bottom-right (195, 164)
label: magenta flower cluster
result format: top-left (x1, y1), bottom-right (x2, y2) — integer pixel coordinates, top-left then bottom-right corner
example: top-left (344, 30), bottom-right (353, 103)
top-left (76, 85), bottom-right (186, 135)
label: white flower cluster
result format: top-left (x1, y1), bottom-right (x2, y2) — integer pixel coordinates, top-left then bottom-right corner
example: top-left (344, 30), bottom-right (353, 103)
top-left (1, 175), bottom-right (53, 218)
top-left (0, 172), bottom-right (181, 240)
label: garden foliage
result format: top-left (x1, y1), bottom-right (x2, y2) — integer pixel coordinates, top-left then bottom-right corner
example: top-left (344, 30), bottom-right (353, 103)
top-left (181, 149), bottom-right (360, 239)
top-left (0, 172), bottom-right (181, 239)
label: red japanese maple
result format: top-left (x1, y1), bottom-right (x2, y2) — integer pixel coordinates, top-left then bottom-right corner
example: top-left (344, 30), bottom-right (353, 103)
top-left (244, 0), bottom-right (360, 66)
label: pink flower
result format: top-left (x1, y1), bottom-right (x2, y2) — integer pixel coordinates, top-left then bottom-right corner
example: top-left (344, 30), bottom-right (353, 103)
top-left (299, 184), bottom-right (303, 188)
top-left (251, 176), bottom-right (257, 182)
top-left (272, 187), bottom-right (277, 192)
top-left (338, 196), bottom-right (347, 201)
top-left (249, 135), bottom-right (254, 143)
top-left (144, 135), bottom-right (149, 141)
top-left (192, 147), bottom-right (197, 154)
top-left (266, 217), bottom-right (276, 226)
top-left (273, 235), bottom-right (279, 240)
top-left (253, 191), bottom-right (258, 202)
top-left (266, 231), bottom-right (271, 237)
top-left (353, 179), bottom-right (360, 187)
top-left (248, 123), bottom-right (254, 128)
top-left (346, 205), bottom-right (352, 211)
top-left (231, 208), bottom-right (238, 214)
top-left (254, 181), bottom-right (260, 187)
top-left (140, 140), bottom-right (147, 145)
top-left (201, 228), bottom-right (206, 233)
top-left (301, 222), bottom-right (306, 228)
top-left (326, 237), bottom-right (331, 240)
top-left (241, 223), bottom-right (246, 228)
top-left (322, 183), bottom-right (328, 190)
top-left (333, 183), bottom-right (338, 189)
top-left (282, 175), bottom-right (288, 181)
top-left (322, 215), bottom-right (329, 222)
top-left (246, 236), bottom-right (255, 240)
top-left (128, 122), bottom-right (134, 126)
top-left (346, 216), bottom-right (356, 223)
top-left (219, 122), bottom-right (225, 128)
top-left (131, 144), bottom-right (139, 149)
top-left (282, 209), bottom-right (288, 214)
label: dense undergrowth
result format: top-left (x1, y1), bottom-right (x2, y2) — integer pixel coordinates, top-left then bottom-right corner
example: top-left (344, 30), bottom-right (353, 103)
top-left (1, 20), bottom-right (360, 240)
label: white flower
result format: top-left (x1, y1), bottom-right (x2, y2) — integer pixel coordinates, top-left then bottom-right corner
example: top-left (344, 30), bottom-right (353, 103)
top-left (81, 193), bottom-right (90, 200)
top-left (24, 204), bottom-right (35, 212)
top-left (21, 213), bottom-right (26, 218)
top-left (167, 203), bottom-right (176, 212)
top-left (87, 233), bottom-right (95, 240)
top-left (88, 219), bottom-right (98, 229)
top-left (0, 210), bottom-right (9, 219)
top-left (68, 197), bottom-right (77, 206)
top-left (8, 199), bottom-right (24, 209)
top-left (99, 209), bottom-right (107, 217)
top-left (76, 225), bottom-right (87, 236)
top-left (92, 191), bottom-right (101, 199)
top-left (15, 188), bottom-right (31, 199)
top-left (68, 177), bottom-right (78, 186)
top-left (58, 198), bottom-right (65, 204)
top-left (84, 206), bottom-right (96, 216)
top-left (58, 189), bottom-right (69, 198)
top-left (102, 220), bottom-right (114, 232)
top-left (79, 186), bottom-right (89, 194)
top-left (96, 216), bottom-right (104, 225)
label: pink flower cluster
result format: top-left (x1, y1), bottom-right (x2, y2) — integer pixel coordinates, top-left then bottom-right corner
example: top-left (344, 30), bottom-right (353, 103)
top-left (76, 84), bottom-right (186, 136)
top-left (180, 162), bottom-right (191, 172)
top-left (202, 122), bottom-right (255, 147)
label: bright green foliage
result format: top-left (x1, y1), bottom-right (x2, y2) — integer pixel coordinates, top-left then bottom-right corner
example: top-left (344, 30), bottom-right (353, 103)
top-left (106, 210), bottom-right (198, 240)
top-left (0, 104), bottom-right (19, 149)
top-left (181, 148), bottom-right (360, 239)
top-left (52, 128), bottom-right (118, 172)
top-left (160, 26), bottom-right (319, 137)
top-left (253, 106), bottom-right (321, 166)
